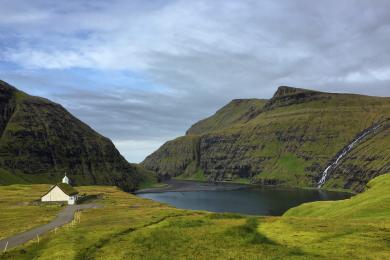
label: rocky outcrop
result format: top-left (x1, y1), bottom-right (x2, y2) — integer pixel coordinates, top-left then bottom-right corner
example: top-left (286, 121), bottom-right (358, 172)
top-left (0, 80), bottom-right (153, 191)
top-left (143, 86), bottom-right (390, 191)
top-left (264, 86), bottom-right (327, 110)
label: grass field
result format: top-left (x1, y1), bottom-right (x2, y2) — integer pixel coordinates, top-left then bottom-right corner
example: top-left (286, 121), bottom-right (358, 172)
top-left (0, 184), bottom-right (63, 240)
top-left (1, 174), bottom-right (389, 259)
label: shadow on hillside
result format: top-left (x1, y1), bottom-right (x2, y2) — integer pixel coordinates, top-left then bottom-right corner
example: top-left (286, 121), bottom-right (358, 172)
top-left (225, 218), bottom-right (276, 245)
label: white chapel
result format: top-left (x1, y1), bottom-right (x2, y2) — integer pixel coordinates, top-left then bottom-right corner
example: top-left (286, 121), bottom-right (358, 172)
top-left (41, 173), bottom-right (79, 205)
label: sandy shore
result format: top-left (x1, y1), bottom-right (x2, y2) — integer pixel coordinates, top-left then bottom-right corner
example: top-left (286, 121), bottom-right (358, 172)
top-left (135, 179), bottom-right (250, 194)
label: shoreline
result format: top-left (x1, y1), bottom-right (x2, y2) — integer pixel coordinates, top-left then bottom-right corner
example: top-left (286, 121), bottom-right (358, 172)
top-left (134, 179), bottom-right (250, 194)
top-left (134, 179), bottom-right (355, 195)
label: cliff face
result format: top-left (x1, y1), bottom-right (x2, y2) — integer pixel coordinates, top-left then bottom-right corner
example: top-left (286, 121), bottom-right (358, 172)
top-left (142, 135), bottom-right (201, 180)
top-left (326, 123), bottom-right (390, 191)
top-left (0, 80), bottom-right (153, 191)
top-left (0, 83), bottom-right (17, 137)
top-left (143, 86), bottom-right (390, 191)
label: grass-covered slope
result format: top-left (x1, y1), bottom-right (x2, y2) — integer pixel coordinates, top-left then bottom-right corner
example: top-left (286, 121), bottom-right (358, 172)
top-left (0, 184), bottom-right (62, 240)
top-left (186, 98), bottom-right (267, 135)
top-left (285, 173), bottom-right (390, 219)
top-left (2, 175), bottom-right (389, 259)
top-left (0, 80), bottom-right (154, 191)
top-left (143, 86), bottom-right (390, 191)
top-left (259, 173), bottom-right (390, 258)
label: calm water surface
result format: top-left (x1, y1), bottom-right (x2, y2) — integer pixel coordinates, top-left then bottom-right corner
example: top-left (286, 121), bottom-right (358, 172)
top-left (138, 187), bottom-right (352, 216)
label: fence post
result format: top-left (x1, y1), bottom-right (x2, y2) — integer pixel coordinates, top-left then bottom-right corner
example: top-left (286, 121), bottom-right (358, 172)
top-left (3, 241), bottom-right (8, 253)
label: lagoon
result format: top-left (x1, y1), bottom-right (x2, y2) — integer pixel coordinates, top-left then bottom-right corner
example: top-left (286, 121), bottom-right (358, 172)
top-left (138, 183), bottom-right (352, 216)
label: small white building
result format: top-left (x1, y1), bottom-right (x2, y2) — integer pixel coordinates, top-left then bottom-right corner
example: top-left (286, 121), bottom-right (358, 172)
top-left (41, 174), bottom-right (79, 205)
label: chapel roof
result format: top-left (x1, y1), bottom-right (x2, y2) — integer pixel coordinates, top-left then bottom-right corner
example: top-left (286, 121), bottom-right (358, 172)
top-left (56, 183), bottom-right (79, 196)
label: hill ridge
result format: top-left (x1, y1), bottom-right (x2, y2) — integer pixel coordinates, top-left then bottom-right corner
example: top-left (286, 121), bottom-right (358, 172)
top-left (272, 86), bottom-right (319, 97)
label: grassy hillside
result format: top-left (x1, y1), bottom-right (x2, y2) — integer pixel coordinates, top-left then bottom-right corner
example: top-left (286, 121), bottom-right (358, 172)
top-left (0, 80), bottom-right (155, 191)
top-left (0, 184), bottom-right (62, 240)
top-left (285, 173), bottom-right (390, 219)
top-left (186, 99), bottom-right (267, 135)
top-left (143, 86), bottom-right (390, 191)
top-left (259, 173), bottom-right (390, 258)
top-left (1, 174), bottom-right (389, 259)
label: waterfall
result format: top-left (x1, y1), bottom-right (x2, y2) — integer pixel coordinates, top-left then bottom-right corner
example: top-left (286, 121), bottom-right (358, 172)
top-left (317, 124), bottom-right (381, 188)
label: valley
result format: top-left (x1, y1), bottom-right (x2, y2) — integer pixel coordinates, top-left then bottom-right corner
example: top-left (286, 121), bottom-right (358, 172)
top-left (1, 1), bottom-right (389, 258)
top-left (0, 173), bottom-right (389, 259)
top-left (0, 81), bottom-right (389, 259)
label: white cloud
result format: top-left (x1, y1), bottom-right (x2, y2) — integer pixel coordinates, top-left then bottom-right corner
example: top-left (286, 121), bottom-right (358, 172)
top-left (1, 0), bottom-right (390, 162)
top-left (113, 138), bottom-right (173, 163)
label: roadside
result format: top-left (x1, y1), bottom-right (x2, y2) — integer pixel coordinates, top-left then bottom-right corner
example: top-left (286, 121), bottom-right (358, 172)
top-left (0, 203), bottom-right (100, 251)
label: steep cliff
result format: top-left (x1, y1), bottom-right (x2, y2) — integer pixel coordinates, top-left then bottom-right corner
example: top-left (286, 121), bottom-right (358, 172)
top-left (143, 86), bottom-right (390, 191)
top-left (0, 80), bottom-right (154, 191)
top-left (142, 135), bottom-right (201, 180)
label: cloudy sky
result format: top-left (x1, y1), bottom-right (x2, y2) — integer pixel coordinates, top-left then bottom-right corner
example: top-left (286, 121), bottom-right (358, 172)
top-left (1, 0), bottom-right (389, 162)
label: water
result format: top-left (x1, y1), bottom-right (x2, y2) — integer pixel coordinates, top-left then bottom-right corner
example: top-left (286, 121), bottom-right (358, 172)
top-left (317, 123), bottom-right (381, 188)
top-left (138, 188), bottom-right (352, 216)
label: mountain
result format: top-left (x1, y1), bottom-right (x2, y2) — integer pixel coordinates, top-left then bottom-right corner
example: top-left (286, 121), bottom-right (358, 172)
top-left (186, 98), bottom-right (267, 135)
top-left (142, 86), bottom-right (390, 191)
top-left (0, 80), bottom-right (154, 191)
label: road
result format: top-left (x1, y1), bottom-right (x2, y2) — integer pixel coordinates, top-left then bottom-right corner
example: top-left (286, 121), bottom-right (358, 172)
top-left (0, 203), bottom-right (99, 251)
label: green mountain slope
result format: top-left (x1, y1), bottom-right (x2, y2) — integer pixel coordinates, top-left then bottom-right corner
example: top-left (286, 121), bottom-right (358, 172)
top-left (259, 173), bottom-right (390, 258)
top-left (0, 80), bottom-right (154, 191)
top-left (186, 99), bottom-right (267, 135)
top-left (285, 173), bottom-right (390, 219)
top-left (143, 86), bottom-right (390, 191)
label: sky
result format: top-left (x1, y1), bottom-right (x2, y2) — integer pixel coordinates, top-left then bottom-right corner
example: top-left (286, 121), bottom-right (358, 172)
top-left (1, 0), bottom-right (389, 163)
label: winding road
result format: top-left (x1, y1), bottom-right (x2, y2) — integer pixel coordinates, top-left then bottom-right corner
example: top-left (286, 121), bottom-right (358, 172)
top-left (0, 203), bottom-right (99, 251)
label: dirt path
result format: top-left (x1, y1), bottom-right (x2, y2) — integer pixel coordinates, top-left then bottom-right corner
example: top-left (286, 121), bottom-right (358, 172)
top-left (0, 203), bottom-right (100, 251)
top-left (135, 179), bottom-right (250, 194)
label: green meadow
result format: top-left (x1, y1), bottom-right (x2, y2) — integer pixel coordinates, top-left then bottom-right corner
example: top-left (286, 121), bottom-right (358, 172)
top-left (0, 184), bottom-right (63, 240)
top-left (1, 173), bottom-right (389, 259)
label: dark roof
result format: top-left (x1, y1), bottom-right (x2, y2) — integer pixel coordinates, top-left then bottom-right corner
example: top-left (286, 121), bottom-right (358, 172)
top-left (57, 183), bottom-right (79, 196)
top-left (42, 183), bottom-right (79, 198)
